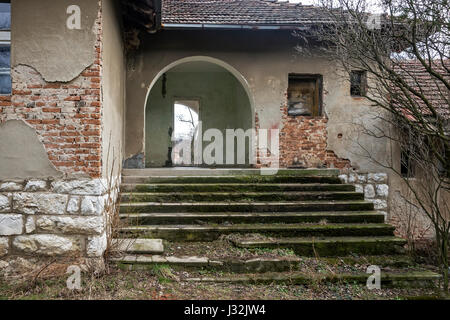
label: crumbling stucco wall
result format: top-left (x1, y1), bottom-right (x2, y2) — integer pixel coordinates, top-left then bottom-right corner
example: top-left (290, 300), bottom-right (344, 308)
top-left (12, 0), bottom-right (99, 82)
top-left (0, 1), bottom-right (120, 267)
top-left (0, 120), bottom-right (62, 179)
top-left (1, 0), bottom-right (103, 178)
top-left (125, 30), bottom-right (393, 173)
top-left (101, 0), bottom-right (126, 178)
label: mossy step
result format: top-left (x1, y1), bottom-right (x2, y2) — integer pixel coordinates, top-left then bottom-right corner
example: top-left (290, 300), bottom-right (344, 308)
top-left (120, 200), bottom-right (374, 213)
top-left (121, 191), bottom-right (364, 203)
top-left (233, 236), bottom-right (407, 256)
top-left (119, 224), bottom-right (395, 241)
top-left (120, 211), bottom-right (386, 225)
top-left (185, 271), bottom-right (441, 288)
top-left (113, 255), bottom-right (302, 273)
top-left (113, 254), bottom-right (418, 273)
top-left (121, 183), bottom-right (355, 193)
top-left (121, 175), bottom-right (342, 185)
top-left (113, 239), bottom-right (164, 254)
top-left (122, 168), bottom-right (340, 177)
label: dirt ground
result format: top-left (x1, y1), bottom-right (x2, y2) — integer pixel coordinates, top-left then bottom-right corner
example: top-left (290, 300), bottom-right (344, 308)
top-left (0, 263), bottom-right (445, 300)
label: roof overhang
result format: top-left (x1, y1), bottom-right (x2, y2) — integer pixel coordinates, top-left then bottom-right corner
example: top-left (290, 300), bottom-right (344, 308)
top-left (161, 23), bottom-right (314, 31)
top-left (122, 0), bottom-right (162, 33)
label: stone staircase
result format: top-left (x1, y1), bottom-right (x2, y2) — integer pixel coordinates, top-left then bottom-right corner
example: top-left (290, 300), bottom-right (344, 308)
top-left (113, 168), bottom-right (440, 288)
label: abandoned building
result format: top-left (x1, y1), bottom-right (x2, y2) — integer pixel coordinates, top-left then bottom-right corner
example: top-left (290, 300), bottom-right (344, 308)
top-left (0, 0), bottom-right (444, 285)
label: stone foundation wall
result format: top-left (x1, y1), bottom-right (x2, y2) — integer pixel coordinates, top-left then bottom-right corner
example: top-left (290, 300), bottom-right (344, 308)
top-left (0, 178), bottom-right (114, 264)
top-left (339, 171), bottom-right (389, 219)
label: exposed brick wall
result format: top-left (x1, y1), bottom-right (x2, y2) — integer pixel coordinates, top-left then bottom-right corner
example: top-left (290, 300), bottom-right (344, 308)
top-left (279, 105), bottom-right (351, 169)
top-left (254, 107), bottom-right (351, 169)
top-left (0, 6), bottom-right (103, 178)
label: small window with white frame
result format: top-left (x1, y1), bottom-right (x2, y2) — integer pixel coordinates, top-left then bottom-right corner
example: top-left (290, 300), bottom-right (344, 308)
top-left (0, 1), bottom-right (10, 95)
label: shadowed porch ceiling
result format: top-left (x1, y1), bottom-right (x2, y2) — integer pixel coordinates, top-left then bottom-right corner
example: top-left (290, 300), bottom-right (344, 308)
top-left (121, 0), bottom-right (161, 33)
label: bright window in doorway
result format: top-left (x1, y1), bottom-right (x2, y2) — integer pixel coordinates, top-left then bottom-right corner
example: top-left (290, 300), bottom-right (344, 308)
top-left (172, 100), bottom-right (200, 166)
top-left (0, 1), bottom-right (11, 95)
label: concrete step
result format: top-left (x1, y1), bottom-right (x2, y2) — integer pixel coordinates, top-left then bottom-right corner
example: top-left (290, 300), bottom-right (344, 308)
top-left (122, 175), bottom-right (343, 185)
top-left (113, 255), bottom-right (302, 273)
top-left (112, 254), bottom-right (417, 273)
top-left (121, 191), bottom-right (365, 203)
top-left (122, 168), bottom-right (340, 177)
top-left (120, 211), bottom-right (386, 225)
top-left (119, 223), bottom-right (395, 241)
top-left (184, 271), bottom-right (441, 288)
top-left (233, 236), bottom-right (407, 256)
top-left (121, 183), bottom-right (355, 193)
top-left (119, 200), bottom-right (374, 213)
top-left (113, 239), bottom-right (164, 254)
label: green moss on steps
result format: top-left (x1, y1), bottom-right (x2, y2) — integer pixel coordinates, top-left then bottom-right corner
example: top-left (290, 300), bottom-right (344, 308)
top-left (121, 191), bottom-right (364, 203)
top-left (119, 223), bottom-right (395, 242)
top-left (234, 236), bottom-right (407, 257)
top-left (119, 201), bottom-right (375, 214)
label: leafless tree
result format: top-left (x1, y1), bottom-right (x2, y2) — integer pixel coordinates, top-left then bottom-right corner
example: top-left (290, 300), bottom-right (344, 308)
top-left (300, 0), bottom-right (449, 291)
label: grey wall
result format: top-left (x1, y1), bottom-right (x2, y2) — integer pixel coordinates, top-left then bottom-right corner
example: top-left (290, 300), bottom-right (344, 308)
top-left (146, 70), bottom-right (252, 167)
top-left (101, 0), bottom-right (126, 178)
top-left (125, 30), bottom-right (393, 172)
top-left (12, 0), bottom-right (99, 82)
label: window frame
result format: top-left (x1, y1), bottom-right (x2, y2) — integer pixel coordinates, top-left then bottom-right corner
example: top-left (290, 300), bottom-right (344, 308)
top-left (287, 73), bottom-right (323, 117)
top-left (0, 1), bottom-right (10, 95)
top-left (350, 70), bottom-right (367, 97)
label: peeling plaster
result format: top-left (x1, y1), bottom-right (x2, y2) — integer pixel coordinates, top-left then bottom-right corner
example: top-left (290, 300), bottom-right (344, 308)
top-left (11, 0), bottom-right (99, 82)
top-left (0, 120), bottom-right (63, 180)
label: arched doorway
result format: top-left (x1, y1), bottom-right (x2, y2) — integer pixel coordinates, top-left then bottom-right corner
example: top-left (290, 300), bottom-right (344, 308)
top-left (145, 58), bottom-right (254, 168)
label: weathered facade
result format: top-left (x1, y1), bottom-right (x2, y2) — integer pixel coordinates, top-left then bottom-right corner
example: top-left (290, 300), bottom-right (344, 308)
top-left (0, 0), bottom-right (125, 269)
top-left (0, 0), bottom-right (438, 271)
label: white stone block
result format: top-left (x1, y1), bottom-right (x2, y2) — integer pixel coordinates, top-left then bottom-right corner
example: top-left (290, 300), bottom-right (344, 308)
top-left (13, 193), bottom-right (68, 215)
top-left (338, 174), bottom-right (348, 183)
top-left (52, 179), bottom-right (107, 196)
top-left (67, 197), bottom-right (80, 214)
top-left (36, 216), bottom-right (104, 235)
top-left (24, 180), bottom-right (47, 192)
top-left (0, 194), bottom-right (9, 211)
top-left (13, 235), bottom-right (80, 256)
top-left (0, 214), bottom-right (23, 236)
top-left (376, 184), bottom-right (389, 198)
top-left (348, 174), bottom-right (358, 183)
top-left (86, 232), bottom-right (107, 257)
top-left (0, 182), bottom-right (23, 192)
top-left (25, 217), bottom-right (36, 234)
top-left (357, 174), bottom-right (367, 183)
top-left (81, 196), bottom-right (105, 216)
top-left (369, 199), bottom-right (388, 210)
top-left (364, 185), bottom-right (376, 199)
top-left (368, 173), bottom-right (388, 183)
top-left (354, 184), bottom-right (364, 193)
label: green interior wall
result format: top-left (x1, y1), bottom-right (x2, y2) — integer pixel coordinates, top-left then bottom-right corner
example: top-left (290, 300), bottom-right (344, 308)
top-left (145, 70), bottom-right (252, 167)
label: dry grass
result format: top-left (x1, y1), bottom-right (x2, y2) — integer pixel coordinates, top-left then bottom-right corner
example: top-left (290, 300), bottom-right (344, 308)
top-left (0, 264), bottom-right (441, 300)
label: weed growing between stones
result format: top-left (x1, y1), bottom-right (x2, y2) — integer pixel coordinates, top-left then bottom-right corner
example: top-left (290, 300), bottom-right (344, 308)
top-left (103, 139), bottom-right (133, 273)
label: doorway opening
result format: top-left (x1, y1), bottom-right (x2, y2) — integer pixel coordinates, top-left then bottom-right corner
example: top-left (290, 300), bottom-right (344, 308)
top-left (172, 100), bottom-right (200, 166)
top-left (145, 59), bottom-right (253, 168)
